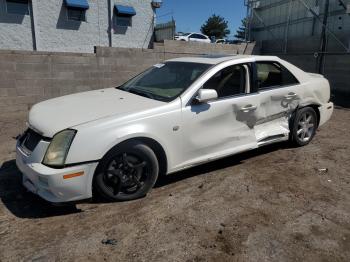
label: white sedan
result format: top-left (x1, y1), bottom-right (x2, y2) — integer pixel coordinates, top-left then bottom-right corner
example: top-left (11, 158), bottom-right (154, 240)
top-left (16, 55), bottom-right (333, 203)
top-left (175, 33), bottom-right (211, 43)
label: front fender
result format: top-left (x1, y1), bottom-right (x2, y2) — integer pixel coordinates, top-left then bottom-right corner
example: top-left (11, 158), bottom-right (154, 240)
top-left (65, 101), bottom-right (182, 171)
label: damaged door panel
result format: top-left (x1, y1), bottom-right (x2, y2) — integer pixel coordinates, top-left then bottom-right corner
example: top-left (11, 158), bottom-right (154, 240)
top-left (180, 63), bottom-right (258, 168)
top-left (181, 94), bottom-right (259, 167)
top-left (253, 61), bottom-right (302, 145)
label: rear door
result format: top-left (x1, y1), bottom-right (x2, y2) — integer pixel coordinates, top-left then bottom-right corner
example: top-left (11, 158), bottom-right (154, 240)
top-left (253, 61), bottom-right (302, 144)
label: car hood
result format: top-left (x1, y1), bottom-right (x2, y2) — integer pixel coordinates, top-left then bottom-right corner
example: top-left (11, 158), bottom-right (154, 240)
top-left (29, 88), bottom-right (165, 137)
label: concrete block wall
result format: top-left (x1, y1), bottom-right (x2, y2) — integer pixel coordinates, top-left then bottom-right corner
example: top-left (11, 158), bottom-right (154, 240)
top-left (0, 41), bottom-right (256, 161)
top-left (162, 40), bottom-right (246, 55)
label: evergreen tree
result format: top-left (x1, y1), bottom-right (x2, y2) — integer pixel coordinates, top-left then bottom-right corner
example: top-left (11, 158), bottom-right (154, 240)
top-left (200, 14), bottom-right (230, 39)
top-left (234, 18), bottom-right (248, 40)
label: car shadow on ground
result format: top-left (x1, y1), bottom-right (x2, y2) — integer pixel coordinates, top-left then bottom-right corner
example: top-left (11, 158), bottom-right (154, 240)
top-left (0, 160), bottom-right (82, 219)
top-left (155, 142), bottom-right (289, 187)
top-left (0, 142), bottom-right (289, 219)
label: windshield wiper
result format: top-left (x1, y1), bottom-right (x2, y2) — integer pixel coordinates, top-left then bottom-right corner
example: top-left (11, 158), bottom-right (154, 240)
top-left (117, 86), bottom-right (169, 102)
top-left (128, 88), bottom-right (155, 100)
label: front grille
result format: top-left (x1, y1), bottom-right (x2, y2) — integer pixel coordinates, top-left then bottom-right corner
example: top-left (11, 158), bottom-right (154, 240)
top-left (20, 128), bottom-right (44, 152)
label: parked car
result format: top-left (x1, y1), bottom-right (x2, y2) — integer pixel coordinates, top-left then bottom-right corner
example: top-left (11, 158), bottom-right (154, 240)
top-left (215, 39), bottom-right (227, 44)
top-left (228, 39), bottom-right (245, 45)
top-left (175, 33), bottom-right (211, 43)
top-left (16, 55), bottom-right (333, 203)
top-left (215, 39), bottom-right (245, 45)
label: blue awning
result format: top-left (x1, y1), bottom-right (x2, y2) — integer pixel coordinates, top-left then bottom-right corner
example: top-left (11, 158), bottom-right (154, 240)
top-left (114, 4), bottom-right (136, 16)
top-left (65, 0), bottom-right (89, 10)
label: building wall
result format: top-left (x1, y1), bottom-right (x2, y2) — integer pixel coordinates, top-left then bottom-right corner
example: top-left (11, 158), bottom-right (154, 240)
top-left (249, 0), bottom-right (350, 107)
top-left (250, 0), bottom-right (350, 42)
top-left (0, 0), bottom-right (155, 53)
top-left (34, 0), bottom-right (109, 53)
top-left (111, 0), bottom-right (155, 49)
top-left (0, 0), bottom-right (34, 50)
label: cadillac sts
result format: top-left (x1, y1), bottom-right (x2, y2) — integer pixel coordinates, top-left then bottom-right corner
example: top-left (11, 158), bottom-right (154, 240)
top-left (16, 55), bottom-right (333, 203)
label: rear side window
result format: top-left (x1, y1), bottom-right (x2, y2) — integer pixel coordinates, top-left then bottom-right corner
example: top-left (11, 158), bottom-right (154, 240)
top-left (256, 62), bottom-right (299, 90)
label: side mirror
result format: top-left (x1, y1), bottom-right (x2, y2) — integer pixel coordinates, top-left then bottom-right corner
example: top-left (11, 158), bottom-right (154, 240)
top-left (195, 89), bottom-right (218, 103)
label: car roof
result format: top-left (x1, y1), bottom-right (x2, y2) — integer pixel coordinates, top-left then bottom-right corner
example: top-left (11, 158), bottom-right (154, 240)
top-left (166, 55), bottom-right (280, 65)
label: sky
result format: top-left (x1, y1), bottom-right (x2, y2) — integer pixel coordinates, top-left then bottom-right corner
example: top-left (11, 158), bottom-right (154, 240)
top-left (156, 0), bottom-right (247, 39)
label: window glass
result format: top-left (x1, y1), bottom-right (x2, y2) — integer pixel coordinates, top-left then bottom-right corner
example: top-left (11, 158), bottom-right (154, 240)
top-left (116, 16), bottom-right (132, 27)
top-left (199, 34), bottom-right (207, 39)
top-left (67, 8), bottom-right (86, 21)
top-left (256, 62), bottom-right (299, 90)
top-left (190, 34), bottom-right (200, 39)
top-left (203, 65), bottom-right (247, 98)
top-left (118, 62), bottom-right (211, 102)
top-left (6, 0), bottom-right (29, 15)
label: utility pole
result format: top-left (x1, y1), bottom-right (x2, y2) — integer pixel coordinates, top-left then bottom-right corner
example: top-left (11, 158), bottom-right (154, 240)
top-left (107, 0), bottom-right (112, 47)
top-left (318, 0), bottom-right (329, 74)
top-left (245, 0), bottom-right (249, 42)
top-left (284, 0), bottom-right (293, 53)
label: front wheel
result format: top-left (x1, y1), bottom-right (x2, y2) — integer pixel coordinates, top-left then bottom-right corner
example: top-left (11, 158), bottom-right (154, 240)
top-left (290, 107), bottom-right (317, 146)
top-left (93, 141), bottom-right (159, 201)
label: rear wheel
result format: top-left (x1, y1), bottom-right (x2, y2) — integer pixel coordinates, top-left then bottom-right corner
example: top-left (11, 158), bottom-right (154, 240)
top-left (93, 141), bottom-right (159, 201)
top-left (290, 107), bottom-right (317, 146)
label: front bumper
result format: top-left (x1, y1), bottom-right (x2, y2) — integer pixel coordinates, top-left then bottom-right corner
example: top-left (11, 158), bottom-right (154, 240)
top-left (16, 141), bottom-right (98, 203)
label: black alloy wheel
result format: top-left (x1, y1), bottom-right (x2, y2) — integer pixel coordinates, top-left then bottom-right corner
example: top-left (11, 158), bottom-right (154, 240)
top-left (94, 141), bottom-right (159, 201)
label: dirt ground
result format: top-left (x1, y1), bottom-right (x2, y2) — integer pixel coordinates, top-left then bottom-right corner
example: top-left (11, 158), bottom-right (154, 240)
top-left (0, 108), bottom-right (349, 262)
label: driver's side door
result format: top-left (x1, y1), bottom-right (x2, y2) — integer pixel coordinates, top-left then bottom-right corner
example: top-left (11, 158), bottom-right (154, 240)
top-left (180, 63), bottom-right (259, 167)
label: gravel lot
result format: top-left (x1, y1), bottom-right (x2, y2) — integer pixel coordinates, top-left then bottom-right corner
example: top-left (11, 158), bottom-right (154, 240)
top-left (0, 108), bottom-right (349, 262)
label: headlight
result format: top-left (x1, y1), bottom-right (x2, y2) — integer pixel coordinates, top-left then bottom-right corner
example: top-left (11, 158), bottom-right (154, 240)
top-left (42, 129), bottom-right (76, 167)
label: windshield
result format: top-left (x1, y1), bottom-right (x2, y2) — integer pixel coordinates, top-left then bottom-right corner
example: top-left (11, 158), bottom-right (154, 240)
top-left (118, 62), bottom-right (211, 102)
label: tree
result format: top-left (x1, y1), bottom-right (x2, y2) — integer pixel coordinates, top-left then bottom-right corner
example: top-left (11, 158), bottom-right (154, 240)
top-left (234, 18), bottom-right (248, 40)
top-left (200, 14), bottom-right (230, 39)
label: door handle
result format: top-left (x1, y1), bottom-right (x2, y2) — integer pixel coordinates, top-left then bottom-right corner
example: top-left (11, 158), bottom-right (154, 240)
top-left (284, 92), bottom-right (297, 100)
top-left (240, 105), bottom-right (257, 112)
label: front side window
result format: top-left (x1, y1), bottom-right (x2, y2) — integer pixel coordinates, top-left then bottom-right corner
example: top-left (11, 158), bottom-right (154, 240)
top-left (118, 62), bottom-right (211, 102)
top-left (256, 62), bottom-right (299, 90)
top-left (203, 64), bottom-right (248, 98)
top-left (6, 0), bottom-right (29, 15)
top-left (67, 8), bottom-right (86, 21)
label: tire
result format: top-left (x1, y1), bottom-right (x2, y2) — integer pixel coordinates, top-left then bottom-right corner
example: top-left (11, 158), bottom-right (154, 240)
top-left (93, 141), bottom-right (159, 201)
top-left (290, 107), bottom-right (318, 147)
